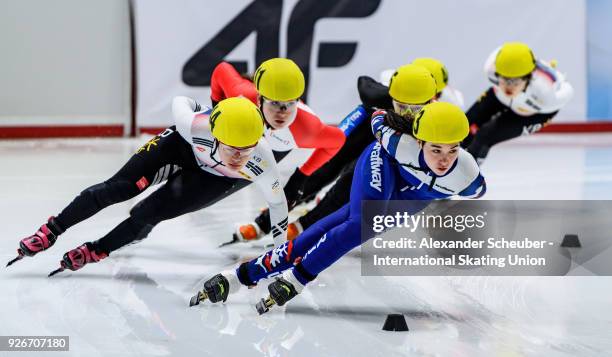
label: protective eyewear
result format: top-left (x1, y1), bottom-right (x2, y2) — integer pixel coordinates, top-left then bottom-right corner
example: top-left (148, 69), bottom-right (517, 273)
top-left (218, 142), bottom-right (257, 158)
top-left (262, 97), bottom-right (299, 110)
top-left (392, 100), bottom-right (426, 117)
top-left (498, 76), bottom-right (528, 87)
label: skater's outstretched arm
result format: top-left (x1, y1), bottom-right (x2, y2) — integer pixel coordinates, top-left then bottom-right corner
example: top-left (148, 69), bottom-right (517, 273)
top-left (210, 62), bottom-right (258, 105)
top-left (253, 142), bottom-right (289, 247)
top-left (289, 107), bottom-right (346, 176)
top-left (357, 75), bottom-right (392, 109)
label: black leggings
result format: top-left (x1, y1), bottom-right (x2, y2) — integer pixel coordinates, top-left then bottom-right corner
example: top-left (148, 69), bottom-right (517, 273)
top-left (54, 127), bottom-right (248, 254)
top-left (298, 159), bottom-right (356, 229)
top-left (463, 87), bottom-right (558, 161)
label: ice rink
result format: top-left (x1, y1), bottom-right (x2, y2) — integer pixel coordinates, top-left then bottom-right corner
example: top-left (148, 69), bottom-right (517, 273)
top-left (1, 133), bottom-right (612, 357)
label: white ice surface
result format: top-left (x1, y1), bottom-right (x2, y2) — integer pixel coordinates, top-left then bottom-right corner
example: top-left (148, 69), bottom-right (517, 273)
top-left (1, 134), bottom-right (612, 357)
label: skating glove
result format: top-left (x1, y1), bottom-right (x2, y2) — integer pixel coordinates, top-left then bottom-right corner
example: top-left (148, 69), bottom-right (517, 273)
top-left (284, 168), bottom-right (308, 210)
top-left (357, 75), bottom-right (393, 109)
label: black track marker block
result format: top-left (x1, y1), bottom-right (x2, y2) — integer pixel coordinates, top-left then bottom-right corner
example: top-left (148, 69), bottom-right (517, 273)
top-left (382, 314), bottom-right (409, 331)
top-left (561, 234), bottom-right (581, 248)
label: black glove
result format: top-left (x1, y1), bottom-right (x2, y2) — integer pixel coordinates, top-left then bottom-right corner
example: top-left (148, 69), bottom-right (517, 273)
top-left (284, 168), bottom-right (308, 210)
top-left (254, 208), bottom-right (272, 234)
top-left (357, 75), bottom-right (393, 109)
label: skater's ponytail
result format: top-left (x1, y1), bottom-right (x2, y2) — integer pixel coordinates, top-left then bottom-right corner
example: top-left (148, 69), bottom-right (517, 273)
top-left (384, 110), bottom-right (414, 135)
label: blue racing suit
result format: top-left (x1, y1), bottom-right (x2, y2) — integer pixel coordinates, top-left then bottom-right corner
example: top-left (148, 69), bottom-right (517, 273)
top-left (235, 111), bottom-right (486, 287)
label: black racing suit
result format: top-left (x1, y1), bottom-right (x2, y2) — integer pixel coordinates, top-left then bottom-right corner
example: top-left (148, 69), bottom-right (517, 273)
top-left (463, 87), bottom-right (558, 162)
top-left (53, 127), bottom-right (250, 254)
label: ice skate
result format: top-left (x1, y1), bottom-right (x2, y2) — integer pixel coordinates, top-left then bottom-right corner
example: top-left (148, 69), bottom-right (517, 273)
top-left (48, 243), bottom-right (108, 276)
top-left (256, 273), bottom-right (302, 315)
top-left (219, 222), bottom-right (264, 247)
top-left (7, 217), bottom-right (63, 267)
top-left (189, 273), bottom-right (230, 306)
top-left (286, 221), bottom-right (303, 241)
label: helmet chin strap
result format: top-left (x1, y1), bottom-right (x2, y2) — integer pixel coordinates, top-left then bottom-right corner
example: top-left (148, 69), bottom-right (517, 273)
top-left (208, 139), bottom-right (224, 169)
top-left (258, 97), bottom-right (272, 129)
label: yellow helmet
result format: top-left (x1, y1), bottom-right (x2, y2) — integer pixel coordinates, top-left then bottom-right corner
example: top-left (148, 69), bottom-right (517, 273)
top-left (209, 97), bottom-right (264, 147)
top-left (412, 102), bottom-right (469, 144)
top-left (495, 42), bottom-right (536, 78)
top-left (253, 58), bottom-right (305, 101)
top-left (388, 64), bottom-right (437, 104)
top-left (412, 57), bottom-right (449, 94)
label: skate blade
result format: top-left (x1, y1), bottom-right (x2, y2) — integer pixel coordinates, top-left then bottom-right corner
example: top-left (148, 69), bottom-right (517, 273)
top-left (218, 234), bottom-right (240, 248)
top-left (255, 296), bottom-right (276, 315)
top-left (6, 255), bottom-right (23, 267)
top-left (6, 249), bottom-right (25, 267)
top-left (189, 290), bottom-right (208, 307)
top-left (48, 267), bottom-right (65, 277)
top-left (189, 294), bottom-right (200, 307)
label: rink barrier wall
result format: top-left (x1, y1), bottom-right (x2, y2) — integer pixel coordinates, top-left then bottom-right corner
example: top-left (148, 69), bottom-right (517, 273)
top-left (1, 121), bottom-right (611, 139)
top-left (0, 0), bottom-right (132, 137)
top-left (538, 122), bottom-right (612, 133)
top-left (0, 126), bottom-right (125, 139)
top-left (137, 122), bottom-right (612, 136)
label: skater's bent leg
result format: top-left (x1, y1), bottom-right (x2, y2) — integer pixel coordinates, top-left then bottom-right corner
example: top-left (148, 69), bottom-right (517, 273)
top-left (290, 142), bottom-right (396, 285)
top-left (463, 87), bottom-right (501, 147)
top-left (292, 214), bottom-right (361, 285)
top-left (90, 217), bottom-right (153, 254)
top-left (93, 170), bottom-right (238, 254)
top-left (466, 114), bottom-right (523, 162)
top-left (54, 126), bottom-right (190, 232)
top-left (55, 179), bottom-right (144, 231)
top-left (237, 204), bottom-right (350, 285)
top-left (239, 143), bottom-right (393, 286)
top-left (467, 110), bottom-right (557, 162)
